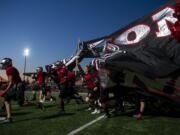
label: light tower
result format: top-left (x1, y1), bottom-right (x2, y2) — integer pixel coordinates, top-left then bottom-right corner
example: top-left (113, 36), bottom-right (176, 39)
top-left (23, 48), bottom-right (29, 81)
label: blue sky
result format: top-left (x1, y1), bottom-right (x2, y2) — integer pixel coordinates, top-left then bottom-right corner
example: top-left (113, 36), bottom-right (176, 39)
top-left (0, 0), bottom-right (167, 77)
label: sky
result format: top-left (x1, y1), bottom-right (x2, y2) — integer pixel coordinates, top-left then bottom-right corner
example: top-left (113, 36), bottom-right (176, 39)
top-left (0, 0), bottom-right (168, 78)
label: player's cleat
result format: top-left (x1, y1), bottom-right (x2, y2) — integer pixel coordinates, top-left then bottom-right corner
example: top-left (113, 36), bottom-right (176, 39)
top-left (104, 113), bottom-right (111, 118)
top-left (96, 109), bottom-right (101, 114)
top-left (51, 96), bottom-right (56, 102)
top-left (133, 113), bottom-right (142, 120)
top-left (0, 117), bottom-right (6, 121)
top-left (37, 102), bottom-right (44, 110)
top-left (110, 108), bottom-right (119, 116)
top-left (86, 107), bottom-right (92, 111)
top-left (91, 109), bottom-right (97, 114)
top-left (91, 109), bottom-right (100, 114)
top-left (0, 118), bottom-right (13, 124)
top-left (98, 100), bottom-right (102, 107)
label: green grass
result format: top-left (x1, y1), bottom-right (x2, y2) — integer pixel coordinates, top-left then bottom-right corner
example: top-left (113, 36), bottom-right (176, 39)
top-left (78, 114), bottom-right (180, 135)
top-left (0, 92), bottom-right (180, 135)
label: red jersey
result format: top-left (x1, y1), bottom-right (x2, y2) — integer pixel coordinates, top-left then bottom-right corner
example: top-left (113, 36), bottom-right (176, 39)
top-left (37, 71), bottom-right (45, 85)
top-left (5, 66), bottom-right (22, 85)
top-left (57, 67), bottom-right (68, 84)
top-left (84, 72), bottom-right (99, 90)
top-left (67, 71), bottom-right (75, 86)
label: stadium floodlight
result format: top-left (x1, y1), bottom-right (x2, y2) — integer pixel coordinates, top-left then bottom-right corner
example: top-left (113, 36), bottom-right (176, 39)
top-left (24, 48), bottom-right (29, 56)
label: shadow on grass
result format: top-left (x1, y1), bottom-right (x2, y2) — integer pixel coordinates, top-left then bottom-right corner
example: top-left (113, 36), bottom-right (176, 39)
top-left (22, 102), bottom-right (37, 107)
top-left (40, 112), bottom-right (75, 120)
top-left (109, 109), bottom-right (180, 119)
top-left (12, 111), bottom-right (33, 116)
top-left (76, 106), bottom-right (89, 112)
top-left (12, 117), bottom-right (40, 124)
top-left (144, 110), bottom-right (180, 118)
top-left (7, 112), bottom-right (75, 124)
top-left (44, 104), bottom-right (56, 109)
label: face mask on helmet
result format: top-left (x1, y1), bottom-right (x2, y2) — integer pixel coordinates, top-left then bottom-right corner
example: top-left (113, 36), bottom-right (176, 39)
top-left (0, 58), bottom-right (12, 69)
top-left (46, 64), bottom-right (55, 73)
top-left (0, 63), bottom-right (3, 69)
top-left (45, 65), bottom-right (50, 72)
top-left (55, 61), bottom-right (64, 68)
top-left (36, 67), bottom-right (43, 72)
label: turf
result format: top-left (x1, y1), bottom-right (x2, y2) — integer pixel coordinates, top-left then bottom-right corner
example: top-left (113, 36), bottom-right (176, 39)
top-left (78, 114), bottom-right (180, 135)
top-left (0, 92), bottom-right (180, 135)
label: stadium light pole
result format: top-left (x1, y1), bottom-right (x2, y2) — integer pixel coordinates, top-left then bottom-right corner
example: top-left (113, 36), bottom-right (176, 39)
top-left (23, 48), bottom-right (29, 81)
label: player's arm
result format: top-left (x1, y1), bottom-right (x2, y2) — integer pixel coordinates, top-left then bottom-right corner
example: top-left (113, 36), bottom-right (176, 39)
top-left (5, 75), bottom-right (13, 92)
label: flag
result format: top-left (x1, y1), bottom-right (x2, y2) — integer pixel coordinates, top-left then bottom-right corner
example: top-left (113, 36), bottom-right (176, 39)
top-left (81, 0), bottom-right (180, 78)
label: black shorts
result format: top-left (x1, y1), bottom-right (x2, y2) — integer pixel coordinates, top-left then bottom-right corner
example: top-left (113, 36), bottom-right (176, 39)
top-left (136, 92), bottom-right (147, 101)
top-left (33, 83), bottom-right (46, 94)
top-left (87, 89), bottom-right (100, 100)
top-left (99, 88), bottom-right (109, 103)
top-left (4, 87), bottom-right (17, 102)
top-left (4, 82), bottom-right (25, 106)
top-left (32, 83), bottom-right (45, 90)
top-left (59, 84), bottom-right (68, 98)
top-left (32, 83), bottom-right (40, 91)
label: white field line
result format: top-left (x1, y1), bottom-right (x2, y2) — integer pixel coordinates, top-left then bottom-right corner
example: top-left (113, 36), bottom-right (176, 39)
top-left (66, 115), bottom-right (105, 135)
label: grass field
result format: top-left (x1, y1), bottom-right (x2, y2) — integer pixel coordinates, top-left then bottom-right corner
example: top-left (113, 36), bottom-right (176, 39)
top-left (0, 92), bottom-right (180, 135)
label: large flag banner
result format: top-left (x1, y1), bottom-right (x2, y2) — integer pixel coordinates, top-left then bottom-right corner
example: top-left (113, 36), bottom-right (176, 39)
top-left (77, 0), bottom-right (180, 78)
